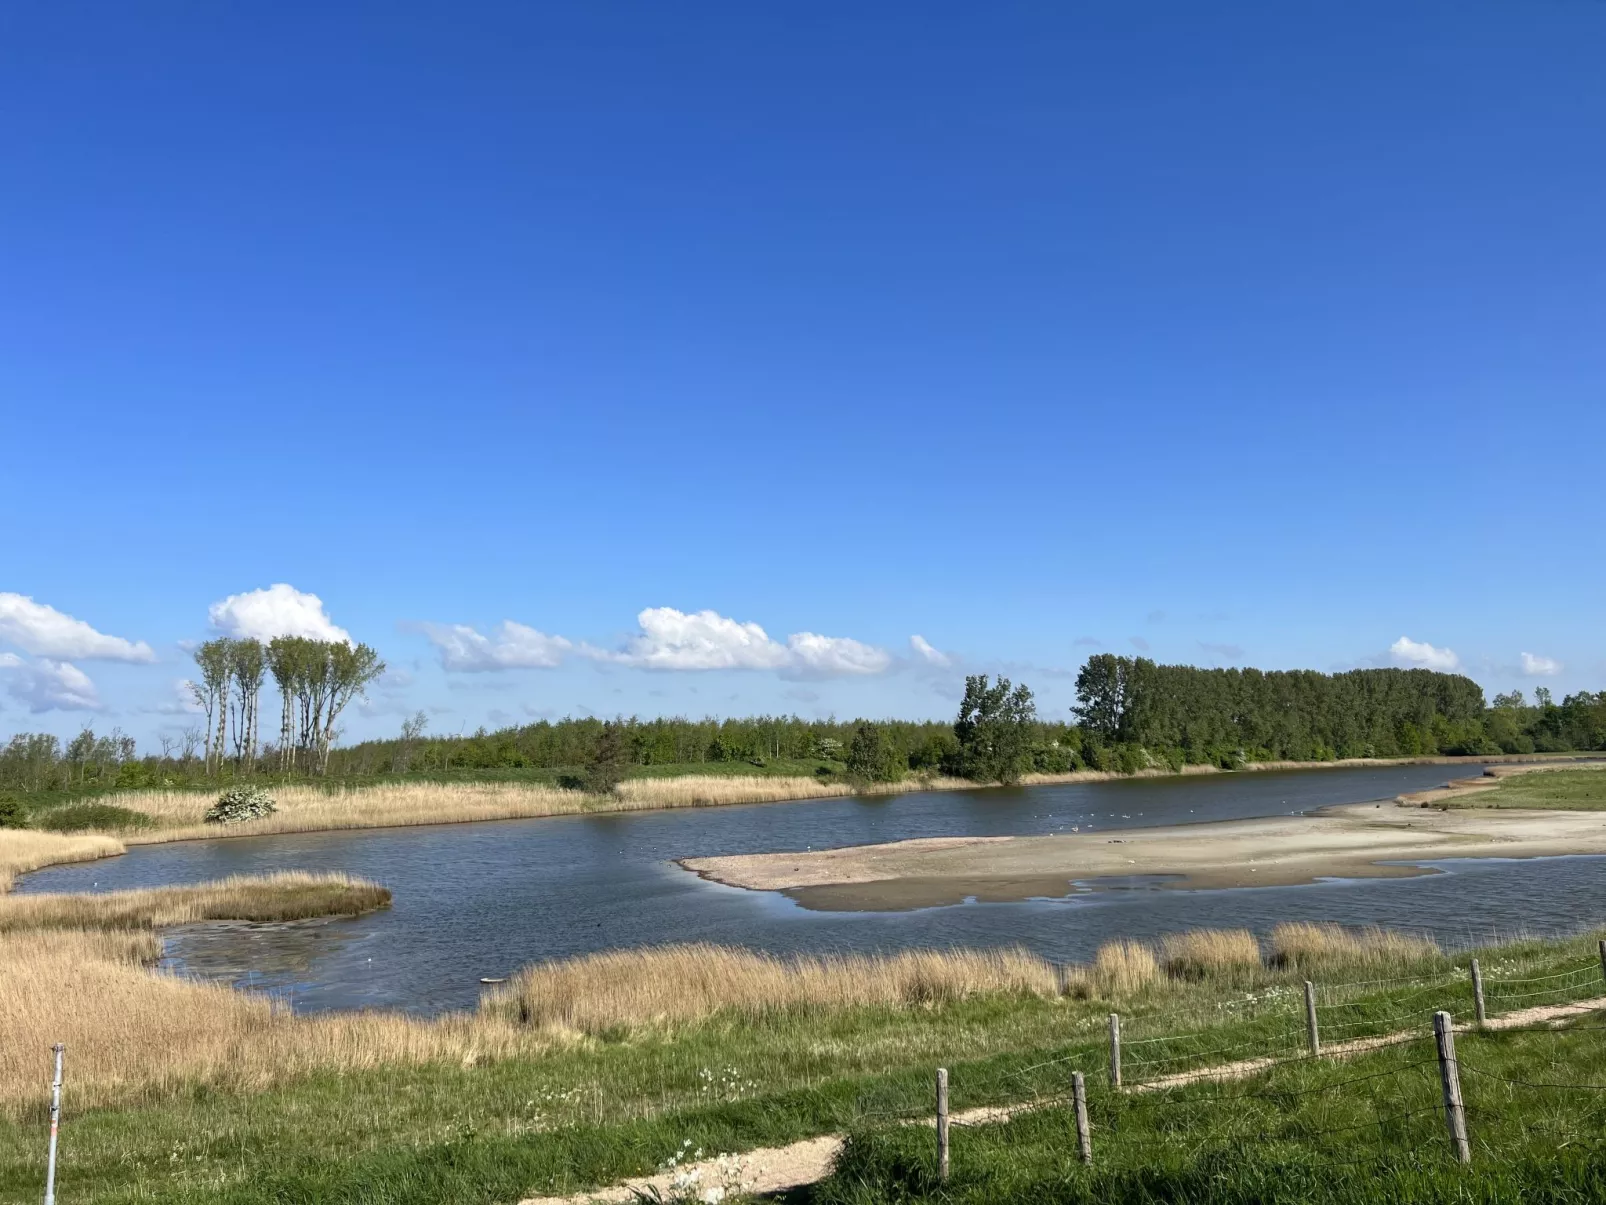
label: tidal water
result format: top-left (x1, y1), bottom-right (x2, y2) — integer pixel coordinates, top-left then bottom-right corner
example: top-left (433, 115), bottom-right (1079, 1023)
top-left (19, 763), bottom-right (1606, 1015)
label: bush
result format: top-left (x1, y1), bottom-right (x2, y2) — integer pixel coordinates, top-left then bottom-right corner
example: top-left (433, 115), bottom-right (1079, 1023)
top-left (0, 797), bottom-right (24, 828)
top-left (35, 803), bottom-right (153, 832)
top-left (204, 785), bottom-right (277, 825)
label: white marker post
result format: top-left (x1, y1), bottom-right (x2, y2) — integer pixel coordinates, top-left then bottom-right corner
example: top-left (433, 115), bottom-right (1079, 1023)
top-left (44, 1044), bottom-right (64, 1205)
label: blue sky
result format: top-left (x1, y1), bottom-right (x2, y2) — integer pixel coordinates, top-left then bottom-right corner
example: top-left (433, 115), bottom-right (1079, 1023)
top-left (2, 2), bottom-right (1602, 746)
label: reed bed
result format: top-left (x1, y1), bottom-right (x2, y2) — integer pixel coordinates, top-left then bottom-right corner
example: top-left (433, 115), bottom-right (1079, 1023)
top-left (1268, 921), bottom-right (1442, 971)
top-left (0, 829), bottom-right (124, 892)
top-left (1159, 928), bottom-right (1263, 981)
top-left (80, 776), bottom-right (966, 848)
top-left (0, 871), bottom-right (390, 932)
top-left (1091, 939), bottom-right (1161, 996)
top-left (487, 943), bottom-right (1063, 1034)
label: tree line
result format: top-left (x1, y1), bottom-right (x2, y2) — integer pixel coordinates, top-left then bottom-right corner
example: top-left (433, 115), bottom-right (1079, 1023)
top-left (4, 656), bottom-right (1605, 797)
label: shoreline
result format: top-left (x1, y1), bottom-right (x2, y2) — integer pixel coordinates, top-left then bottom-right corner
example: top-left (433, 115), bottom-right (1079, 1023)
top-left (679, 762), bottom-right (1606, 911)
top-left (1, 752), bottom-right (1589, 893)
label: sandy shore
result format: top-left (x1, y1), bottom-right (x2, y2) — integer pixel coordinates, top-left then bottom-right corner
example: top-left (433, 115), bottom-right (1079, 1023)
top-left (680, 767), bottom-right (1606, 910)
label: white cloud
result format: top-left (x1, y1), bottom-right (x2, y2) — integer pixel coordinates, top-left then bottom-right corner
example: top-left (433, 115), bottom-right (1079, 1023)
top-left (589, 607), bottom-right (891, 677)
top-left (1389, 636), bottom-right (1460, 671)
top-left (1520, 652), bottom-right (1562, 677)
top-left (422, 621), bottom-right (572, 671)
top-left (596, 608), bottom-right (794, 672)
top-left (209, 584), bottom-right (351, 644)
top-left (1, 658), bottom-right (101, 712)
top-left (787, 631), bottom-right (892, 676)
top-left (910, 634), bottom-right (952, 667)
top-left (0, 593), bottom-right (155, 662)
top-left (143, 678), bottom-right (205, 716)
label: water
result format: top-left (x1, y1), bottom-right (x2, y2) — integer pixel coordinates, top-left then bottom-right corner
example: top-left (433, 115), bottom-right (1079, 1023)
top-left (19, 764), bottom-right (1606, 1015)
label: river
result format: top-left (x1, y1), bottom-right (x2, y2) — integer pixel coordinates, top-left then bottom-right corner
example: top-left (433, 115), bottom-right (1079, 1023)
top-left (17, 763), bottom-right (1606, 1015)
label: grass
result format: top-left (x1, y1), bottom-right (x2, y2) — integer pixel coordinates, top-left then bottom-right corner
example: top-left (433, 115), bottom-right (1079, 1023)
top-left (0, 829), bottom-right (124, 892)
top-left (487, 945), bottom-right (1062, 1034)
top-left (0, 871), bottom-right (390, 932)
top-left (2, 924), bottom-right (1603, 1204)
top-left (1446, 766), bottom-right (1606, 811)
top-left (24, 802), bottom-right (154, 833)
top-left (1267, 922), bottom-right (1443, 972)
top-left (814, 1017), bottom-right (1606, 1204)
top-left (1158, 928), bottom-right (1262, 982)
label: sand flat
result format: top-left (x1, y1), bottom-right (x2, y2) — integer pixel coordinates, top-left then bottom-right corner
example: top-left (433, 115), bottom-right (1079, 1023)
top-left (679, 796), bottom-right (1606, 906)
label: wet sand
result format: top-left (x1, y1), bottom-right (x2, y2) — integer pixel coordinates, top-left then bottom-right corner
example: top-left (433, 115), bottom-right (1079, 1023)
top-left (680, 772), bottom-right (1606, 911)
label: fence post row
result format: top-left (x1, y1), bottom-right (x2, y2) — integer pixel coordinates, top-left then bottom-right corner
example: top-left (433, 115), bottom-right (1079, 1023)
top-left (44, 1043), bottom-right (64, 1205)
top-left (1108, 1013), bottom-right (1122, 1088)
top-left (1304, 980), bottom-right (1321, 1056)
top-left (935, 1067), bottom-right (950, 1183)
top-left (1432, 1010), bottom-right (1472, 1165)
top-left (1470, 959), bottom-right (1486, 1026)
top-left (1072, 1070), bottom-right (1092, 1165)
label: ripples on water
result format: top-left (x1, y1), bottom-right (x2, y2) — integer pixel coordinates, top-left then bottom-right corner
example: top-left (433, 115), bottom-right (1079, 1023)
top-left (18, 763), bottom-right (1606, 1015)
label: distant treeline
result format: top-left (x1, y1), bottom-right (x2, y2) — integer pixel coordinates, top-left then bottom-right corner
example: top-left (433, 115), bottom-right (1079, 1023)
top-left (3, 658), bottom-right (1604, 797)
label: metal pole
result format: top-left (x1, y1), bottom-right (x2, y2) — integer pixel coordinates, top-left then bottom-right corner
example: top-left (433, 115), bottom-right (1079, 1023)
top-left (44, 1044), bottom-right (64, 1205)
top-left (935, 1067), bottom-right (950, 1183)
top-left (1433, 1011), bottom-right (1471, 1165)
top-left (1108, 1013), bottom-right (1122, 1088)
top-left (1470, 959), bottom-right (1486, 1026)
top-left (1304, 980), bottom-right (1321, 1056)
top-left (1072, 1070), bottom-right (1092, 1165)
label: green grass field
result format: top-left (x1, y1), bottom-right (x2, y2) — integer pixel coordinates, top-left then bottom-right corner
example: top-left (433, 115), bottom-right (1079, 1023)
top-left (1451, 768), bottom-right (1606, 811)
top-left (4, 929), bottom-right (1605, 1204)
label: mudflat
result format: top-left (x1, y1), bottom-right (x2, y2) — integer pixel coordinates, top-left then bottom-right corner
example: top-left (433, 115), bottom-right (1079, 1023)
top-left (679, 771), bottom-right (1606, 910)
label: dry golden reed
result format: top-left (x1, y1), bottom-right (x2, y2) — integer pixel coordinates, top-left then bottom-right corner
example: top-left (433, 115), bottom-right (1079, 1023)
top-left (1092, 939), bottom-right (1161, 996)
top-left (489, 943), bottom-right (1062, 1034)
top-left (0, 871), bottom-right (390, 932)
top-left (77, 776), bottom-right (967, 850)
top-left (0, 829), bottom-right (124, 892)
top-left (1159, 929), bottom-right (1263, 981)
top-left (1268, 922), bottom-right (1441, 971)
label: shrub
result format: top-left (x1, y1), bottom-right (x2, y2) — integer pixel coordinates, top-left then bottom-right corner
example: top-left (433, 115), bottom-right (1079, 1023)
top-left (204, 785), bottom-right (277, 825)
top-left (0, 798), bottom-right (24, 828)
top-left (35, 803), bottom-right (154, 832)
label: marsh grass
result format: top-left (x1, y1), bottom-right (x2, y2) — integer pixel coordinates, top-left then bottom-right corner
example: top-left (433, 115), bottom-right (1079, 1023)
top-left (0, 829), bottom-right (124, 892)
top-left (1159, 928), bottom-right (1263, 982)
top-left (1447, 765), bottom-right (1606, 811)
top-left (1267, 922), bottom-right (1443, 972)
top-left (487, 944), bottom-right (1062, 1034)
top-left (1091, 939), bottom-right (1161, 996)
top-left (0, 871), bottom-right (391, 932)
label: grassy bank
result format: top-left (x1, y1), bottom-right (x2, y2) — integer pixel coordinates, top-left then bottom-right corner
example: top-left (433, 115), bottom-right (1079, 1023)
top-left (1439, 765), bottom-right (1606, 810)
top-left (3, 913), bottom-right (1604, 1202)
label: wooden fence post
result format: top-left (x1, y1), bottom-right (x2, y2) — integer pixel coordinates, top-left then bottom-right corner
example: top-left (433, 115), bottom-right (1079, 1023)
top-left (1072, 1070), bottom-right (1092, 1165)
top-left (1433, 1011), bottom-right (1471, 1165)
top-left (44, 1044), bottom-right (64, 1205)
top-left (1470, 959), bottom-right (1486, 1026)
top-left (1304, 980), bottom-right (1321, 1056)
top-left (936, 1067), bottom-right (950, 1183)
top-left (1598, 939), bottom-right (1606, 988)
top-left (1108, 1013), bottom-right (1122, 1088)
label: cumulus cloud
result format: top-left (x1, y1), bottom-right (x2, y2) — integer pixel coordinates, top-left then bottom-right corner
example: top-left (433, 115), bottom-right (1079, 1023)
top-left (209, 584), bottom-right (352, 643)
top-left (142, 678), bottom-right (205, 716)
top-left (590, 607), bottom-right (891, 677)
top-left (910, 635), bottom-right (951, 667)
top-left (2, 658), bottom-right (101, 712)
top-left (0, 593), bottom-right (154, 662)
top-left (1389, 636), bottom-right (1460, 671)
top-left (1520, 652), bottom-right (1562, 677)
top-left (422, 621), bottom-right (573, 671)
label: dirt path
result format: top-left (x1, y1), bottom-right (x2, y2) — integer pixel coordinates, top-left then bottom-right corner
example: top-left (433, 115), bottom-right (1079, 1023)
top-left (520, 994), bottom-right (1606, 1204)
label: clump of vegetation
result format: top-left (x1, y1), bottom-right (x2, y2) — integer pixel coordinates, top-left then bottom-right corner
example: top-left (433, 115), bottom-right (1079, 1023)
top-left (954, 674), bottom-right (1039, 784)
top-left (584, 720), bottom-right (632, 795)
top-left (1092, 939), bottom-right (1161, 996)
top-left (205, 785), bottom-right (277, 824)
top-left (0, 797), bottom-right (23, 828)
top-left (1160, 928), bottom-right (1262, 982)
top-left (33, 802), bottom-right (153, 833)
top-left (846, 722), bottom-right (907, 784)
top-left (1268, 922), bottom-right (1441, 971)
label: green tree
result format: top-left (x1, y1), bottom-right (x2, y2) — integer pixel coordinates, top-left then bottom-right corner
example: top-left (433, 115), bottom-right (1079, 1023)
top-left (585, 720), bottom-right (631, 794)
top-left (953, 674), bottom-right (1037, 784)
top-left (1073, 654), bottom-right (1136, 741)
top-left (845, 722), bottom-right (906, 784)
